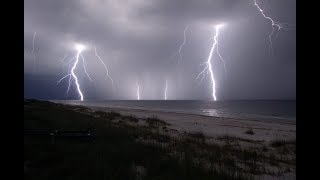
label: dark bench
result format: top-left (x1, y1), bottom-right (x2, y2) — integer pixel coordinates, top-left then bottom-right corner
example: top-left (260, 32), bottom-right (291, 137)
top-left (24, 129), bottom-right (95, 143)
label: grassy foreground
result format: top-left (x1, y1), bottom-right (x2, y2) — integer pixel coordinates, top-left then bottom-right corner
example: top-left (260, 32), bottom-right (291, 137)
top-left (24, 100), bottom-right (295, 180)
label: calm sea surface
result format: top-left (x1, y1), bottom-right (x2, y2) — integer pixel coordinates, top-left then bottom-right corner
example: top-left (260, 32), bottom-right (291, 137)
top-left (52, 100), bottom-right (296, 124)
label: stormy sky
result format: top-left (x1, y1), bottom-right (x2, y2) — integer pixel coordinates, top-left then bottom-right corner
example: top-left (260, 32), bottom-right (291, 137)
top-left (24, 0), bottom-right (296, 100)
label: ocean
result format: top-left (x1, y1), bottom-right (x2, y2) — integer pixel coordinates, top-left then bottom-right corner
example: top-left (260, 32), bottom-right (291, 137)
top-left (52, 100), bottom-right (296, 125)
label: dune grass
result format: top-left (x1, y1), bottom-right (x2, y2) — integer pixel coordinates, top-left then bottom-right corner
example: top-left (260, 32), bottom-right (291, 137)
top-left (145, 115), bottom-right (169, 128)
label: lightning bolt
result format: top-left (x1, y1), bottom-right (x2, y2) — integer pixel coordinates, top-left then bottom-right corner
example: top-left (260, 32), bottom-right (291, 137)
top-left (196, 24), bottom-right (225, 101)
top-left (253, 0), bottom-right (282, 53)
top-left (216, 36), bottom-right (227, 77)
top-left (170, 24), bottom-right (189, 61)
top-left (80, 54), bottom-right (93, 81)
top-left (57, 43), bottom-right (117, 100)
top-left (136, 80), bottom-right (140, 100)
top-left (94, 47), bottom-right (114, 87)
top-left (57, 44), bottom-right (87, 101)
top-left (71, 49), bottom-right (84, 101)
top-left (32, 32), bottom-right (37, 72)
top-left (178, 24), bottom-right (189, 61)
top-left (164, 79), bottom-right (168, 100)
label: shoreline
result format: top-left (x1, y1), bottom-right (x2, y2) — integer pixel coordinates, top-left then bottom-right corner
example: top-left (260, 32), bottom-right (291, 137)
top-left (50, 100), bottom-right (296, 124)
top-left (90, 105), bottom-right (295, 125)
top-left (78, 105), bottom-right (296, 142)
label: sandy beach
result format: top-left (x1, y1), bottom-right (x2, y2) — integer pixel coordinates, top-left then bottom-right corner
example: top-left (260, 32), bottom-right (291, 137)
top-left (87, 106), bottom-right (296, 142)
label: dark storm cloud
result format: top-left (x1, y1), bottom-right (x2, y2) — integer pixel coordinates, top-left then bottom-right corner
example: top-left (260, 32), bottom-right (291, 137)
top-left (24, 0), bottom-right (296, 100)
